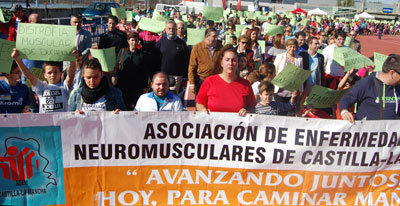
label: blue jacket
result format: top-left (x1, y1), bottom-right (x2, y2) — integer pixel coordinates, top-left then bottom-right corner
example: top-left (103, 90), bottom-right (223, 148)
top-left (339, 72), bottom-right (400, 120)
top-left (68, 87), bottom-right (126, 111)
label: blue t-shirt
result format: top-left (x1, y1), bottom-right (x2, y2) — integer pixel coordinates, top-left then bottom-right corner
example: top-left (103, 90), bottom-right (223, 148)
top-left (153, 94), bottom-right (166, 111)
top-left (0, 80), bottom-right (30, 113)
top-left (306, 54), bottom-right (319, 86)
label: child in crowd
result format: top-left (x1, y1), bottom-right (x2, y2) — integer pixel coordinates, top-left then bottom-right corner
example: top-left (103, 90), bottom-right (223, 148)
top-left (11, 48), bottom-right (78, 113)
top-left (237, 53), bottom-right (249, 79)
top-left (251, 63), bottom-right (276, 97)
top-left (255, 81), bottom-right (296, 115)
top-left (0, 61), bottom-right (30, 113)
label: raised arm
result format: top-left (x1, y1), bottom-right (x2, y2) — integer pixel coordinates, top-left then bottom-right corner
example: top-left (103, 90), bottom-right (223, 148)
top-left (11, 48), bottom-right (38, 86)
top-left (64, 50), bottom-right (80, 89)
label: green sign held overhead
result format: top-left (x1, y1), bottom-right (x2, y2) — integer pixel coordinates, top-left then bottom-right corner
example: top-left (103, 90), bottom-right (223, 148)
top-left (126, 10), bottom-right (132, 22)
top-left (0, 8), bottom-right (5, 23)
top-left (344, 36), bottom-right (353, 47)
top-left (266, 24), bottom-right (284, 36)
top-left (16, 23), bottom-right (76, 61)
top-left (203, 6), bottom-right (223, 22)
top-left (90, 47), bottom-right (116, 72)
top-left (258, 40), bottom-right (266, 54)
top-left (111, 7), bottom-right (127, 19)
top-left (334, 47), bottom-right (373, 71)
top-left (0, 39), bottom-right (15, 74)
top-left (305, 85), bottom-right (349, 108)
top-left (374, 52), bottom-right (389, 72)
top-left (300, 19), bottom-right (310, 26)
top-left (138, 17), bottom-right (165, 33)
top-left (187, 28), bottom-right (206, 46)
top-left (153, 11), bottom-right (169, 22)
top-left (271, 64), bottom-right (313, 92)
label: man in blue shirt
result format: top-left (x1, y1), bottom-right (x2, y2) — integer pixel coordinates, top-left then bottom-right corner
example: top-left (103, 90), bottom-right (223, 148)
top-left (299, 37), bottom-right (325, 107)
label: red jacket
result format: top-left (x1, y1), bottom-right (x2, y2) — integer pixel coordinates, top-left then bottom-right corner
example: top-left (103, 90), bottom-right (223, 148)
top-left (0, 16), bottom-right (27, 41)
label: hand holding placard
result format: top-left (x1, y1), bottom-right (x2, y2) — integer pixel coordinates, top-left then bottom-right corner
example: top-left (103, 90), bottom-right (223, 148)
top-left (16, 23), bottom-right (76, 61)
top-left (138, 17), bottom-right (165, 33)
top-left (0, 39), bottom-right (15, 74)
top-left (271, 64), bottom-right (313, 92)
top-left (266, 24), bottom-right (284, 36)
top-left (111, 7), bottom-right (127, 19)
top-left (305, 85), bottom-right (349, 108)
top-left (90, 47), bottom-right (116, 72)
top-left (187, 28), bottom-right (206, 46)
top-left (374, 52), bottom-right (388, 72)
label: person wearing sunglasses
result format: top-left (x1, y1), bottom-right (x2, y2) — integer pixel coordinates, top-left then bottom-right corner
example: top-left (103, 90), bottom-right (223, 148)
top-left (235, 35), bottom-right (255, 70)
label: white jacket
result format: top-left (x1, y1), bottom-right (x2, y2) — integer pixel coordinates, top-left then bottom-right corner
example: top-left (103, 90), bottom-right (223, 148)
top-left (273, 52), bottom-right (304, 95)
top-left (134, 91), bottom-right (183, 111)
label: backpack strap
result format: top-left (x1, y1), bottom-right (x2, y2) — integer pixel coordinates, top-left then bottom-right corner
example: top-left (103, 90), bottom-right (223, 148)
top-left (373, 78), bottom-right (384, 120)
top-left (117, 48), bottom-right (126, 71)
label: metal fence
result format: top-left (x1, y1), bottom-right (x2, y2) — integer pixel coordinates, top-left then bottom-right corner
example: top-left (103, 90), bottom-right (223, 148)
top-left (41, 16), bottom-right (107, 44)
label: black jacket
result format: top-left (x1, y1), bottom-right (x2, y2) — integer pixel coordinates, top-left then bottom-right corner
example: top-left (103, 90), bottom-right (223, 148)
top-left (98, 29), bottom-right (128, 55)
top-left (299, 51), bottom-right (325, 86)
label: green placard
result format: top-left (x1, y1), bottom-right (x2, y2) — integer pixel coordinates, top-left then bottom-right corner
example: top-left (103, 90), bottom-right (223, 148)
top-left (290, 17), bottom-right (297, 25)
top-left (235, 25), bottom-right (246, 33)
top-left (182, 15), bottom-right (188, 22)
top-left (334, 47), bottom-right (373, 71)
top-left (203, 6), bottom-right (223, 22)
top-left (237, 11), bottom-right (243, 17)
top-left (271, 64), bottom-right (313, 92)
top-left (344, 36), bottom-right (353, 47)
top-left (26, 67), bottom-right (45, 88)
top-left (305, 85), bottom-right (349, 108)
top-left (225, 34), bottom-right (231, 45)
top-left (187, 28), bottom-right (206, 46)
top-left (374, 52), bottom-right (388, 72)
top-left (111, 7), bottom-right (127, 19)
top-left (316, 16), bottom-right (322, 23)
top-left (0, 8), bottom-right (5, 23)
top-left (138, 17), bottom-right (165, 33)
top-left (126, 10), bottom-right (132, 22)
top-left (16, 23), bottom-right (76, 61)
top-left (258, 40), bottom-right (265, 54)
top-left (300, 19), bottom-right (310, 26)
top-left (90, 47), bottom-right (116, 72)
top-left (266, 24), bottom-right (284, 36)
top-left (153, 11), bottom-right (169, 22)
top-left (0, 38), bottom-right (15, 74)
top-left (247, 12), bottom-right (256, 20)
top-left (239, 17), bottom-right (246, 24)
top-left (256, 14), bottom-right (269, 22)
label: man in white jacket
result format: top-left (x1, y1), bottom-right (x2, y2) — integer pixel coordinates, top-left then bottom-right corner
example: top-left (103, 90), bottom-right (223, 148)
top-left (134, 72), bottom-right (183, 111)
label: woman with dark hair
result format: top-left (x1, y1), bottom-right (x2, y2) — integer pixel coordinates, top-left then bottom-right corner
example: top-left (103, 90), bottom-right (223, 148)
top-left (114, 32), bottom-right (150, 110)
top-left (246, 28), bottom-right (262, 64)
top-left (196, 45), bottom-right (256, 116)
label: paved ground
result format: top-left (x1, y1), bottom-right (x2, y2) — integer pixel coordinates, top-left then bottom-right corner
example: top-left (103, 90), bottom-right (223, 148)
top-left (358, 34), bottom-right (400, 58)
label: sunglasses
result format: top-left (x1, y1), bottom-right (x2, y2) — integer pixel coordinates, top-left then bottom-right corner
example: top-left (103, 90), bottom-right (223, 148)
top-left (241, 41), bottom-right (248, 44)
